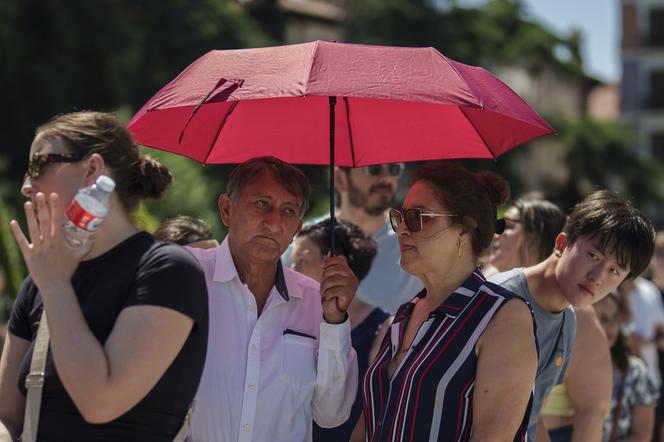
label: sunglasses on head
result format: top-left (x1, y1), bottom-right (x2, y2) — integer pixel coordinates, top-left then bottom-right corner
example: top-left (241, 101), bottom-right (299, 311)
top-left (389, 208), bottom-right (457, 233)
top-left (363, 163), bottom-right (405, 178)
top-left (25, 152), bottom-right (86, 180)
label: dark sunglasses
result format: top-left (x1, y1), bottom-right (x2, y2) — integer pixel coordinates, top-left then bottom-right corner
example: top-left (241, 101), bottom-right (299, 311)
top-left (25, 152), bottom-right (87, 180)
top-left (389, 208), bottom-right (457, 233)
top-left (364, 163), bottom-right (405, 178)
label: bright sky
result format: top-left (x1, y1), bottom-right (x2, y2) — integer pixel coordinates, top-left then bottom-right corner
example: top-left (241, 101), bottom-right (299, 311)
top-left (462, 0), bottom-right (620, 82)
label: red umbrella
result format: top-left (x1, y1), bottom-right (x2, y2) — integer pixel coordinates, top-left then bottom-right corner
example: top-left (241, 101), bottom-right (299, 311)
top-left (128, 40), bottom-right (554, 247)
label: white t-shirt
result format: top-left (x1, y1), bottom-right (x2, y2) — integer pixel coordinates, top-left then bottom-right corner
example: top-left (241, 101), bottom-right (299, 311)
top-left (628, 277), bottom-right (664, 387)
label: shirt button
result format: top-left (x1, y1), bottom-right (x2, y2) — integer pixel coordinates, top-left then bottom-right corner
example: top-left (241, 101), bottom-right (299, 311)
top-left (243, 424), bottom-right (250, 432)
top-left (251, 344), bottom-right (257, 351)
top-left (247, 304), bottom-right (255, 311)
top-left (248, 384), bottom-right (255, 390)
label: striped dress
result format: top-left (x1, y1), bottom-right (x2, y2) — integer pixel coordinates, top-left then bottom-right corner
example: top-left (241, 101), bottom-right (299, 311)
top-left (362, 269), bottom-right (534, 442)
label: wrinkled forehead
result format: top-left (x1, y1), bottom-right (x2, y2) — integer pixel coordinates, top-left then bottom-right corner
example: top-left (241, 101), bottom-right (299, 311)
top-left (241, 171), bottom-right (304, 205)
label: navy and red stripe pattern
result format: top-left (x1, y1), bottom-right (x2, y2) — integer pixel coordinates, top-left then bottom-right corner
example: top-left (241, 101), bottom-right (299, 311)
top-left (362, 269), bottom-right (532, 442)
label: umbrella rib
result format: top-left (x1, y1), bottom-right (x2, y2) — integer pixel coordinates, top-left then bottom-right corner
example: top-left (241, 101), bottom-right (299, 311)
top-left (203, 101), bottom-right (239, 165)
top-left (304, 40), bottom-right (321, 97)
top-left (343, 97), bottom-right (357, 167)
top-left (432, 51), bottom-right (482, 108)
top-left (459, 107), bottom-right (496, 159)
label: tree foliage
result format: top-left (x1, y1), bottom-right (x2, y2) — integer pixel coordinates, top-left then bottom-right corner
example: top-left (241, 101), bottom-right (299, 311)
top-left (2, 0), bottom-right (664, 309)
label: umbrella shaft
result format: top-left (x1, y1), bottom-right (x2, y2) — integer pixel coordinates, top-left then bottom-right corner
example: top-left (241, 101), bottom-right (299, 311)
top-left (329, 96), bottom-right (337, 254)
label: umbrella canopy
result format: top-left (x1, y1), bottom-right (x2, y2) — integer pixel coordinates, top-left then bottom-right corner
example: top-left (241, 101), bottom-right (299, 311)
top-left (128, 40), bottom-right (554, 167)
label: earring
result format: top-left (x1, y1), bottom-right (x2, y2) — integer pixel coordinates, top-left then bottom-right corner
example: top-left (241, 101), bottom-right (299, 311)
top-left (554, 249), bottom-right (562, 258)
top-left (457, 237), bottom-right (462, 259)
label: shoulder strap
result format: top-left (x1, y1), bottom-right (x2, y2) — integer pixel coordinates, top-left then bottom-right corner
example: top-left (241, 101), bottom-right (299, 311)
top-left (21, 310), bottom-right (50, 442)
top-left (20, 310), bottom-right (194, 442)
top-left (173, 400), bottom-right (195, 442)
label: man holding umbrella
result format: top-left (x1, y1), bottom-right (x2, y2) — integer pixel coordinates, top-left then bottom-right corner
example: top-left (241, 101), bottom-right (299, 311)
top-left (186, 156), bottom-right (359, 442)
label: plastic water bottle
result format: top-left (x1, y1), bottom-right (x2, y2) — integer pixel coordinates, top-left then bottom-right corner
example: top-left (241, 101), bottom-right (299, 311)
top-left (62, 175), bottom-right (116, 249)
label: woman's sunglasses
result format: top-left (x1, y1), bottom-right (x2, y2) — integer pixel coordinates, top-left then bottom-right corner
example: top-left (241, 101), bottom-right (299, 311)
top-left (363, 163), bottom-right (405, 178)
top-left (389, 208), bottom-right (457, 233)
top-left (25, 152), bottom-right (86, 180)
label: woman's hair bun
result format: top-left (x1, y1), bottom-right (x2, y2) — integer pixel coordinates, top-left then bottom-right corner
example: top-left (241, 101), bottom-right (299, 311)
top-left (135, 155), bottom-right (172, 199)
top-left (476, 171), bottom-right (511, 206)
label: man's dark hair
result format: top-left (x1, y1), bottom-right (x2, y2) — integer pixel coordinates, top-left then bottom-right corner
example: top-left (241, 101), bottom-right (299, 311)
top-left (296, 219), bottom-right (377, 281)
top-left (226, 156), bottom-right (310, 217)
top-left (563, 190), bottom-right (655, 279)
top-left (154, 215), bottom-right (215, 246)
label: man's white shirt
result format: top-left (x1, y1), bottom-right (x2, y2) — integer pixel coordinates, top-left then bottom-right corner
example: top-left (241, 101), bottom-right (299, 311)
top-left (187, 238), bottom-right (358, 442)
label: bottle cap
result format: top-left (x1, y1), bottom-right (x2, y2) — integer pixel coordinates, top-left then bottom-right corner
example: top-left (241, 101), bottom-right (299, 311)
top-left (96, 175), bottom-right (116, 193)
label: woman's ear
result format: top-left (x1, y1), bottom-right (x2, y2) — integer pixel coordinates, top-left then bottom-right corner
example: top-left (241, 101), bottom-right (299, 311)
top-left (459, 216), bottom-right (478, 242)
top-left (84, 153), bottom-right (108, 185)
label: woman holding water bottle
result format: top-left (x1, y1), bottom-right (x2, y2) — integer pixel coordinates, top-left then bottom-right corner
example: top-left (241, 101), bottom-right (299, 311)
top-left (0, 111), bottom-right (208, 441)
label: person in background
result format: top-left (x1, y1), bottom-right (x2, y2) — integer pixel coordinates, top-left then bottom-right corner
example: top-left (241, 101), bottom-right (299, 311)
top-left (291, 218), bottom-right (390, 442)
top-left (363, 162), bottom-right (537, 441)
top-left (0, 111), bottom-right (208, 441)
top-left (154, 215), bottom-right (219, 249)
top-left (484, 197), bottom-right (566, 277)
top-left (594, 293), bottom-right (658, 442)
top-left (618, 276), bottom-right (664, 392)
top-left (490, 190), bottom-right (656, 442)
top-left (187, 156), bottom-right (359, 442)
top-left (284, 164), bottom-right (423, 315)
top-left (644, 231), bottom-right (664, 441)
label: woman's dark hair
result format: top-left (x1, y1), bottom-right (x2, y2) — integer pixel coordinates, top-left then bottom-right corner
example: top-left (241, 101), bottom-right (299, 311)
top-left (513, 198), bottom-right (567, 263)
top-left (154, 216), bottom-right (215, 246)
top-left (599, 293), bottom-right (632, 374)
top-left (563, 190), bottom-right (655, 279)
top-left (36, 111), bottom-right (172, 212)
top-left (296, 219), bottom-right (377, 281)
top-left (412, 162), bottom-right (510, 257)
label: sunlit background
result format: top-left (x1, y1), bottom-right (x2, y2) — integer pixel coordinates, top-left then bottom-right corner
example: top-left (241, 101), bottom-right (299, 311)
top-left (0, 0), bottom-right (661, 315)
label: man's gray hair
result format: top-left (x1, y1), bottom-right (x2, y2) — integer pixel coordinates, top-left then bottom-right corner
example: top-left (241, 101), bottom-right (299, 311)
top-left (226, 156), bottom-right (311, 217)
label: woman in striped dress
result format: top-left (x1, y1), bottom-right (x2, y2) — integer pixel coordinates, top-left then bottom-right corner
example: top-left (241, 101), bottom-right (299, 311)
top-left (362, 162), bottom-right (538, 442)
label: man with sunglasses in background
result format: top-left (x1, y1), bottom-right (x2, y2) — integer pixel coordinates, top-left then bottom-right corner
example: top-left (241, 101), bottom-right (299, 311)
top-left (285, 164), bottom-right (421, 315)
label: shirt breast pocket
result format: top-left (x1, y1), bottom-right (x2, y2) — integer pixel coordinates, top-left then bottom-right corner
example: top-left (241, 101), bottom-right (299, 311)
top-left (280, 333), bottom-right (318, 388)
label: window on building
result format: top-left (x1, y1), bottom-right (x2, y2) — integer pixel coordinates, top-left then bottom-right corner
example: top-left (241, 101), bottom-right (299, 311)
top-left (650, 71), bottom-right (664, 108)
top-left (649, 9), bottom-right (664, 46)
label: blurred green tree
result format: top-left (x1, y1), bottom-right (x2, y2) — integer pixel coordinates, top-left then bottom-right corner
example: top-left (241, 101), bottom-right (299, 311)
top-left (0, 0), bottom-right (272, 299)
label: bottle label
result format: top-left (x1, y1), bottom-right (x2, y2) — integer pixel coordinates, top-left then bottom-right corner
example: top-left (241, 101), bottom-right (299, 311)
top-left (66, 199), bottom-right (104, 232)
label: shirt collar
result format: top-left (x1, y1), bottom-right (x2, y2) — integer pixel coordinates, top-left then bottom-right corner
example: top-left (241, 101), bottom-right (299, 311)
top-left (394, 268), bottom-right (486, 321)
top-left (214, 237), bottom-right (291, 301)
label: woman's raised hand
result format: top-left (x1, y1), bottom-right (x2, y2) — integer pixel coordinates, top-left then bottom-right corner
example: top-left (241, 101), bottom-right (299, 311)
top-left (10, 192), bottom-right (91, 292)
